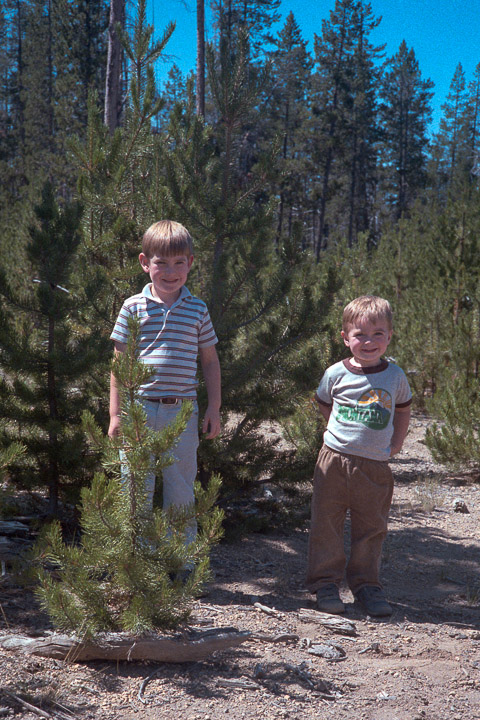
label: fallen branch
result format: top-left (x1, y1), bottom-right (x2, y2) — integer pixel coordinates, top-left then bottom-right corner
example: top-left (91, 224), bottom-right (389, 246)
top-left (0, 627), bottom-right (251, 663)
top-left (3, 692), bottom-right (51, 719)
top-left (253, 602), bottom-right (281, 616)
top-left (216, 678), bottom-right (261, 690)
top-left (251, 632), bottom-right (299, 643)
top-left (358, 642), bottom-right (380, 655)
top-left (297, 609), bottom-right (357, 636)
top-left (285, 663), bottom-right (316, 689)
top-left (138, 668), bottom-right (163, 704)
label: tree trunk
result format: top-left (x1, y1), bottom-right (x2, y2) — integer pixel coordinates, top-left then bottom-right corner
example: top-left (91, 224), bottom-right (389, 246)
top-left (104, 0), bottom-right (125, 133)
top-left (196, 0), bottom-right (205, 117)
top-left (14, 0), bottom-right (26, 152)
top-left (47, 314), bottom-right (59, 517)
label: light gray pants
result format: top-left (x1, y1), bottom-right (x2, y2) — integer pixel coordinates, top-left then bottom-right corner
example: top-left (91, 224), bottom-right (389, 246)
top-left (123, 399), bottom-right (199, 545)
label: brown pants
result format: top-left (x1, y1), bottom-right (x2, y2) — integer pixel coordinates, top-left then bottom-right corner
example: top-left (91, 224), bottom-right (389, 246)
top-left (306, 445), bottom-right (393, 594)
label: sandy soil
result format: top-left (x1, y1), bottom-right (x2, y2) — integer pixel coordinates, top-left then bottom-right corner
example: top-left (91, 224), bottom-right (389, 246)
top-left (1, 413), bottom-right (480, 720)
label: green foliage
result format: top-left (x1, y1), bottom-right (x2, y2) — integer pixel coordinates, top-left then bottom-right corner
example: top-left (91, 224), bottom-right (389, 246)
top-left (280, 397), bottom-right (325, 485)
top-left (425, 377), bottom-right (480, 470)
top-left (33, 316), bottom-right (223, 636)
top-left (0, 182), bottom-right (106, 515)
top-left (0, 442), bottom-right (25, 479)
top-left (0, 441), bottom-right (25, 515)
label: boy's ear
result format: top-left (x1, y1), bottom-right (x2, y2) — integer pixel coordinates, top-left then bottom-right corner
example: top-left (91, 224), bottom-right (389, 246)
top-left (139, 252), bottom-right (149, 272)
top-left (187, 254), bottom-right (194, 269)
top-left (341, 330), bottom-right (349, 347)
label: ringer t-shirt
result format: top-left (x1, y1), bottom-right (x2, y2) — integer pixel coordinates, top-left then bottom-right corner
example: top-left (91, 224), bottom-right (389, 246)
top-left (110, 284), bottom-right (217, 399)
top-left (315, 358), bottom-right (412, 461)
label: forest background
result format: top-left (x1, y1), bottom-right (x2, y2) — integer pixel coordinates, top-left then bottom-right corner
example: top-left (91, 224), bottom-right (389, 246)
top-left (1, 0), bottom-right (480, 529)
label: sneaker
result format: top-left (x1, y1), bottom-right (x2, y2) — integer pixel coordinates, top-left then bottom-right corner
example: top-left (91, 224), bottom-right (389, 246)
top-left (355, 585), bottom-right (392, 617)
top-left (316, 583), bottom-right (345, 614)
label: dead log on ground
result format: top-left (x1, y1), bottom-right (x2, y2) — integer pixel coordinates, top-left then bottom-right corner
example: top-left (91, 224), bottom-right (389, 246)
top-left (0, 627), bottom-right (251, 663)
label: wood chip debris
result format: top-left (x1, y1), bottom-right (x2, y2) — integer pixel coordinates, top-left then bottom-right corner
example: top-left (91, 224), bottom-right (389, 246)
top-left (358, 641), bottom-right (380, 655)
top-left (253, 602), bottom-right (282, 616)
top-left (216, 678), bottom-right (261, 690)
top-left (285, 662), bottom-right (316, 688)
top-left (2, 692), bottom-right (74, 720)
top-left (377, 690), bottom-right (397, 701)
top-left (305, 640), bottom-right (347, 662)
top-left (297, 609), bottom-right (357, 636)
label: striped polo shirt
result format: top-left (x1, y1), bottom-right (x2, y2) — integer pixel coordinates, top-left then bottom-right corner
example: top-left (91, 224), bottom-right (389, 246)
top-left (110, 284), bottom-right (217, 399)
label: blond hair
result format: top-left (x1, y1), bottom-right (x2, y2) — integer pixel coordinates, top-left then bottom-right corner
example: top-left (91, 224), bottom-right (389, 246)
top-left (142, 220), bottom-right (193, 258)
top-left (342, 295), bottom-right (393, 332)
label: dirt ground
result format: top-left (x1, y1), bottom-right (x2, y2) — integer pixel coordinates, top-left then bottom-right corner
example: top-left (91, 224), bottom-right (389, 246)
top-left (1, 413), bottom-right (480, 720)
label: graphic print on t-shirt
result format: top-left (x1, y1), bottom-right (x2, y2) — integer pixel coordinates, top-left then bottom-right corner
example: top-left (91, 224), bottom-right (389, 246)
top-left (336, 388), bottom-right (392, 430)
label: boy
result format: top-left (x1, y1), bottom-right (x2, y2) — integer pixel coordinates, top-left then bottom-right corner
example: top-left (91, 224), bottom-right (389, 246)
top-left (108, 220), bottom-right (221, 544)
top-left (306, 296), bottom-right (411, 617)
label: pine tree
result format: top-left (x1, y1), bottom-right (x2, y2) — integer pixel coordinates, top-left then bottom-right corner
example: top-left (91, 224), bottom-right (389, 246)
top-left (156, 64), bottom-right (190, 132)
top-left (210, 0), bottom-right (281, 60)
top-left (71, 0), bottom-right (176, 325)
top-left (310, 0), bottom-right (383, 255)
top-left (0, 0), bottom-right (28, 205)
top-left (342, 1), bottom-right (383, 247)
top-left (263, 12), bottom-right (313, 247)
top-left (378, 41), bottom-right (434, 219)
top-left (0, 0), bottom-right (109, 200)
top-left (0, 442), bottom-right (25, 511)
top-left (463, 62), bottom-right (480, 183)
top-left (66, 0), bottom-right (338, 519)
top-left (430, 63), bottom-right (469, 193)
top-left (155, 37), bottom-right (339, 508)
top-left (425, 374), bottom-right (480, 470)
top-left (34, 316), bottom-right (223, 636)
top-left (54, 0), bottom-right (109, 144)
top-left (0, 182), bottom-right (106, 516)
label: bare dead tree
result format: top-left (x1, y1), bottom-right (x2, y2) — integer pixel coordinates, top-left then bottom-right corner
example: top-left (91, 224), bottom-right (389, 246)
top-left (104, 0), bottom-right (125, 133)
top-left (196, 0), bottom-right (205, 116)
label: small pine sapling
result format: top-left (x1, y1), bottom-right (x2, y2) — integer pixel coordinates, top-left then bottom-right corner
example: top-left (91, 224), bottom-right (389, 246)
top-left (34, 316), bottom-right (223, 637)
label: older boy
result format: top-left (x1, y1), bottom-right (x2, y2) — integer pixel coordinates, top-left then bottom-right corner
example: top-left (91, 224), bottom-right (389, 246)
top-left (108, 220), bottom-right (221, 543)
top-left (306, 296), bottom-right (411, 617)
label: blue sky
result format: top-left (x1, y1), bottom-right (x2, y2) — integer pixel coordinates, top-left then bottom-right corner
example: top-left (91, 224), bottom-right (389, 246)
top-left (148, 0), bottom-right (480, 132)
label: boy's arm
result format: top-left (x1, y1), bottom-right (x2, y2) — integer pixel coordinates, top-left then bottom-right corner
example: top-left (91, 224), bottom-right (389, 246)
top-left (198, 344), bottom-right (221, 439)
top-left (390, 405), bottom-right (411, 457)
top-left (108, 341), bottom-right (127, 438)
top-left (313, 394), bottom-right (332, 423)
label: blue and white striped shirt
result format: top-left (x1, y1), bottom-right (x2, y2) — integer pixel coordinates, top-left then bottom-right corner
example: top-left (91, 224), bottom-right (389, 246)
top-left (110, 284), bottom-right (217, 399)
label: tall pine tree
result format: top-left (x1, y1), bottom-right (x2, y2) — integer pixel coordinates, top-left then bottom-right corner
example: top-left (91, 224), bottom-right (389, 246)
top-left (310, 0), bottom-right (383, 254)
top-left (0, 183), bottom-right (105, 516)
top-left (378, 41), bottom-right (434, 219)
top-left (263, 12), bottom-right (313, 247)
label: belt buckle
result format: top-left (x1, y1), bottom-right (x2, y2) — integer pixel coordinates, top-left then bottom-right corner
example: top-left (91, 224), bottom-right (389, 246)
top-left (161, 397), bottom-right (179, 405)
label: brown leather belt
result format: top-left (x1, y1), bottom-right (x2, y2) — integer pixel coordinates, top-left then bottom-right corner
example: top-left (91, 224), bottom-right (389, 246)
top-left (146, 397), bottom-right (183, 405)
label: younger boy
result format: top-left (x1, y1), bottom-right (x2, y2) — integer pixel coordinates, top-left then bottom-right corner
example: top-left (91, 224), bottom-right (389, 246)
top-left (108, 220), bottom-right (221, 544)
top-left (306, 296), bottom-right (411, 617)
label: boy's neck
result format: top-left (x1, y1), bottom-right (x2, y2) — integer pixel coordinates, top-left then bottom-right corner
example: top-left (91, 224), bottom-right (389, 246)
top-left (150, 283), bottom-right (182, 307)
top-left (349, 355), bottom-right (383, 369)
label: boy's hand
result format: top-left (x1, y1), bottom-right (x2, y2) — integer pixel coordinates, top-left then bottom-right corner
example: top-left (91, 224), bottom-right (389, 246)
top-left (202, 406), bottom-right (221, 439)
top-left (108, 415), bottom-right (121, 438)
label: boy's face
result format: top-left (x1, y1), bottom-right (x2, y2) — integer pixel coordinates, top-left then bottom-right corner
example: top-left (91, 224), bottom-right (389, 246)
top-left (341, 318), bottom-right (392, 367)
top-left (139, 252), bottom-right (193, 303)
